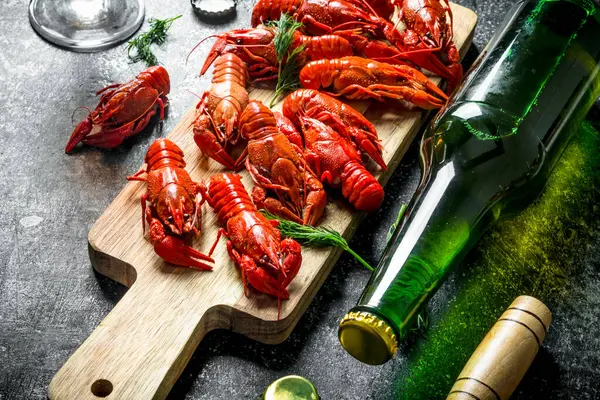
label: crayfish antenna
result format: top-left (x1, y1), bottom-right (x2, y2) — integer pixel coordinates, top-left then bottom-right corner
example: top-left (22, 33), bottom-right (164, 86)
top-left (71, 105), bottom-right (92, 124)
top-left (185, 89), bottom-right (204, 101)
top-left (357, 0), bottom-right (380, 17)
top-left (331, 20), bottom-right (373, 33)
top-left (186, 34), bottom-right (221, 68)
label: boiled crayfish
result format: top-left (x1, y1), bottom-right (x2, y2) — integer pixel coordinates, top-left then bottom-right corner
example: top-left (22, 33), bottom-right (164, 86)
top-left (240, 100), bottom-right (327, 226)
top-left (127, 139), bottom-right (214, 270)
top-left (282, 89), bottom-right (386, 170)
top-left (194, 27), bottom-right (280, 82)
top-left (282, 115), bottom-right (385, 211)
top-left (393, 0), bottom-right (462, 90)
top-left (65, 66), bottom-right (170, 153)
top-left (203, 173), bottom-right (302, 307)
top-left (193, 53), bottom-right (250, 170)
top-left (362, 0), bottom-right (462, 88)
top-left (299, 56), bottom-right (447, 109)
top-left (197, 26), bottom-right (411, 82)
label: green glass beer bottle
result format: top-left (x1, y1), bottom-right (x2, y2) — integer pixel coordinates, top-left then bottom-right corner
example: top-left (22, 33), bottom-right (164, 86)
top-left (339, 0), bottom-right (600, 365)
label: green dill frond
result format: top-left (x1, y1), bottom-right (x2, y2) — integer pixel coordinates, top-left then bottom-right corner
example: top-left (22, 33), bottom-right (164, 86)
top-left (268, 14), bottom-right (305, 106)
top-left (127, 15), bottom-right (182, 66)
top-left (270, 43), bottom-right (305, 106)
top-left (268, 14), bottom-right (304, 63)
top-left (261, 210), bottom-right (374, 271)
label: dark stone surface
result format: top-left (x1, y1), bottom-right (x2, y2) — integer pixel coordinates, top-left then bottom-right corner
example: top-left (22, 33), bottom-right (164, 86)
top-left (1, 0), bottom-right (599, 399)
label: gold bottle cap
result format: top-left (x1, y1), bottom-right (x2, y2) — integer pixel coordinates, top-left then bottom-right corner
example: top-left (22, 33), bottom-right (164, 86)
top-left (338, 310), bottom-right (398, 365)
top-left (262, 375), bottom-right (320, 400)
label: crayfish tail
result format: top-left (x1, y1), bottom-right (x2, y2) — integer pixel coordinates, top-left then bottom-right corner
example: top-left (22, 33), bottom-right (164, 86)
top-left (341, 160), bottom-right (384, 212)
top-left (65, 116), bottom-right (93, 154)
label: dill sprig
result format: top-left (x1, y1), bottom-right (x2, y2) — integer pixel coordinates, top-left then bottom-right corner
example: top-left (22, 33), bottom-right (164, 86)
top-left (261, 210), bottom-right (374, 271)
top-left (127, 15), bottom-right (182, 66)
top-left (270, 45), bottom-right (305, 107)
top-left (269, 14), bottom-right (302, 63)
top-left (267, 14), bottom-right (306, 106)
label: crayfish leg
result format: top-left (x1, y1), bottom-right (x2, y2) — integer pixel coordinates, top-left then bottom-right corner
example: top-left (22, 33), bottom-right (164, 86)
top-left (241, 254), bottom-right (291, 300)
top-left (303, 188), bottom-right (327, 226)
top-left (209, 227), bottom-right (229, 257)
top-left (193, 114), bottom-right (243, 170)
top-left (259, 196), bottom-right (304, 225)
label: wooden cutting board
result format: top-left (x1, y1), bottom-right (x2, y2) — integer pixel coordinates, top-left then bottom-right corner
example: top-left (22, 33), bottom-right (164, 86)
top-left (49, 5), bottom-right (477, 399)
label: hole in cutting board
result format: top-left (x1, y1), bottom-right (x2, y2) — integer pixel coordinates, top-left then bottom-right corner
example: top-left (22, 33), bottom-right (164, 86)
top-left (91, 379), bottom-right (113, 397)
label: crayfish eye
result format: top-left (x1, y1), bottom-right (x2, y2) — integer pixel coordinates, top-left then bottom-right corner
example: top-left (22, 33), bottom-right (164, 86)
top-left (236, 39), bottom-right (242, 45)
top-left (167, 216), bottom-right (173, 222)
top-left (184, 213), bottom-right (190, 218)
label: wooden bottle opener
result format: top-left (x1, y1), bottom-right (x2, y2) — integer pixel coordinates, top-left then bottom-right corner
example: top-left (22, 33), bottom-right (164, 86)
top-left (447, 295), bottom-right (552, 400)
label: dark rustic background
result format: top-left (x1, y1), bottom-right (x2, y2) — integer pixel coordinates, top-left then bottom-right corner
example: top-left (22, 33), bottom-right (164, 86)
top-left (1, 0), bottom-right (599, 399)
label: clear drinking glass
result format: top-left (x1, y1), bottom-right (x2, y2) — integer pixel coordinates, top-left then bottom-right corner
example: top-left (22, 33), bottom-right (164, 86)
top-left (29, 0), bottom-right (145, 52)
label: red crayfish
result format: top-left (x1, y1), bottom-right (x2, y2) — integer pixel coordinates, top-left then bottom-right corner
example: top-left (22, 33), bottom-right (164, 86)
top-left (361, 0), bottom-right (463, 88)
top-left (282, 89), bottom-right (386, 170)
top-left (193, 53), bottom-right (250, 170)
top-left (65, 66), bottom-right (170, 153)
top-left (203, 173), bottom-right (302, 308)
top-left (196, 26), bottom-right (412, 83)
top-left (394, 0), bottom-right (462, 89)
top-left (194, 27), bottom-right (279, 82)
top-left (284, 115), bottom-right (385, 211)
top-left (299, 56), bottom-right (448, 109)
top-left (127, 138), bottom-right (214, 270)
top-left (240, 100), bottom-right (327, 226)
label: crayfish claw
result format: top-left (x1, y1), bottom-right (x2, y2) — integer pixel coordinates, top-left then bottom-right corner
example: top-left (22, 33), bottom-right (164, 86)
top-left (280, 238), bottom-right (302, 288)
top-left (65, 116), bottom-right (93, 153)
top-left (244, 264), bottom-right (291, 300)
top-left (193, 114), bottom-right (243, 170)
top-left (303, 189), bottom-right (328, 226)
top-left (153, 235), bottom-right (214, 271)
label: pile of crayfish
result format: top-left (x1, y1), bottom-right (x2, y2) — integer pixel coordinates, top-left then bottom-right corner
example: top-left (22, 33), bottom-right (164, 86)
top-left (65, 0), bottom-right (464, 312)
top-left (177, 0), bottom-right (462, 308)
top-left (127, 138), bottom-right (303, 315)
top-left (191, 0), bottom-right (460, 222)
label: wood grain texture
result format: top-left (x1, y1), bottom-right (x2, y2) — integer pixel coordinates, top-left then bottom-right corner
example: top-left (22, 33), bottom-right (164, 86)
top-left (49, 5), bottom-right (477, 399)
top-left (447, 296), bottom-right (552, 400)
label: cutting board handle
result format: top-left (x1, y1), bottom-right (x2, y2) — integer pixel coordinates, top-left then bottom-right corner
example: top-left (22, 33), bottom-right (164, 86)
top-left (48, 271), bottom-right (216, 400)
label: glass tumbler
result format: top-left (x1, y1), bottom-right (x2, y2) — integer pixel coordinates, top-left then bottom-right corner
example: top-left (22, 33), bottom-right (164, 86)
top-left (29, 0), bottom-right (145, 52)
